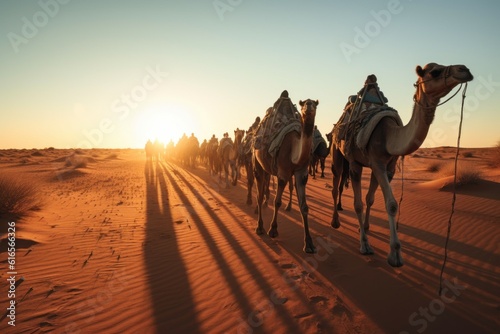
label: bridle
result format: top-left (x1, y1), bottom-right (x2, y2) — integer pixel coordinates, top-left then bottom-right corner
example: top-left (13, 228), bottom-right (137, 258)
top-left (413, 65), bottom-right (464, 108)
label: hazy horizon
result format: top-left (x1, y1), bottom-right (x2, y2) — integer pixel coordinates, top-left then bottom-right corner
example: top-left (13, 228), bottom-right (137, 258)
top-left (1, 0), bottom-right (499, 149)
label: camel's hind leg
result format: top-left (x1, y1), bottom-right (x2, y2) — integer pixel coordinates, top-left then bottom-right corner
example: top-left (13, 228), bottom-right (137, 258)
top-left (254, 162), bottom-right (268, 235)
top-left (223, 161), bottom-right (230, 188)
top-left (337, 158), bottom-right (350, 211)
top-left (350, 162), bottom-right (374, 255)
top-left (319, 157), bottom-right (326, 178)
top-left (331, 150), bottom-right (344, 228)
top-left (363, 172), bottom-right (379, 232)
top-left (284, 176), bottom-right (293, 211)
top-left (245, 161), bottom-right (254, 206)
top-left (268, 177), bottom-right (286, 238)
top-left (294, 169), bottom-right (316, 253)
top-left (230, 160), bottom-right (238, 186)
top-left (254, 173), bottom-right (270, 214)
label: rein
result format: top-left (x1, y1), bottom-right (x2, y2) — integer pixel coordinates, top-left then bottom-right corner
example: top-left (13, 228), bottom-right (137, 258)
top-left (404, 71), bottom-right (469, 294)
top-left (438, 82), bottom-right (468, 296)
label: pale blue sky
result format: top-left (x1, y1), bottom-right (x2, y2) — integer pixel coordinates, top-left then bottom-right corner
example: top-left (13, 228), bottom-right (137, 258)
top-left (1, 0), bottom-right (499, 149)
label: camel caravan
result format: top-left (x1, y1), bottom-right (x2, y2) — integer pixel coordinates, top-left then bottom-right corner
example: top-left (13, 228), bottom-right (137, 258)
top-left (145, 62), bottom-right (473, 266)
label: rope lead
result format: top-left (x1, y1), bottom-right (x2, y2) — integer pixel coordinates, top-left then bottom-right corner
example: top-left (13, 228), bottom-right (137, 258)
top-left (438, 82), bottom-right (468, 295)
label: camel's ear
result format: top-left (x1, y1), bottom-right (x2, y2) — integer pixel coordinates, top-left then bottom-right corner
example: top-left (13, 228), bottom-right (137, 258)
top-left (416, 65), bottom-right (425, 77)
top-left (299, 100), bottom-right (305, 106)
top-left (315, 100), bottom-right (319, 106)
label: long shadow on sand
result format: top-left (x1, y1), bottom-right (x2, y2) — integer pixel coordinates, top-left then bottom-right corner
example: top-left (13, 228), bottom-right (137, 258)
top-left (183, 162), bottom-right (498, 333)
top-left (144, 160), bottom-right (201, 333)
top-left (158, 161), bottom-right (303, 333)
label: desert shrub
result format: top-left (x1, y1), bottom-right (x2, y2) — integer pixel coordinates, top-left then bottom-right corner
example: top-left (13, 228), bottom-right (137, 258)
top-left (427, 161), bottom-right (442, 173)
top-left (31, 150), bottom-right (44, 157)
top-left (0, 175), bottom-right (41, 215)
top-left (462, 151), bottom-right (474, 158)
top-left (65, 155), bottom-right (88, 168)
top-left (441, 161), bottom-right (482, 186)
top-left (488, 141), bottom-right (500, 168)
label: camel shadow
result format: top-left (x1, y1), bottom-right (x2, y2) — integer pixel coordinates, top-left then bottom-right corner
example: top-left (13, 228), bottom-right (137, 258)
top-left (143, 160), bottom-right (201, 333)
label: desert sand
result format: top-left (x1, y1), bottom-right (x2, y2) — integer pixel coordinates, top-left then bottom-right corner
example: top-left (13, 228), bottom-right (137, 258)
top-left (0, 147), bottom-right (498, 334)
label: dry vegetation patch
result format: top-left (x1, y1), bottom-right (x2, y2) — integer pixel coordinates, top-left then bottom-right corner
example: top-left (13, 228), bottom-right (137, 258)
top-left (426, 161), bottom-right (442, 173)
top-left (65, 155), bottom-right (88, 169)
top-left (488, 141), bottom-right (500, 168)
top-left (0, 174), bottom-right (42, 215)
top-left (441, 161), bottom-right (483, 186)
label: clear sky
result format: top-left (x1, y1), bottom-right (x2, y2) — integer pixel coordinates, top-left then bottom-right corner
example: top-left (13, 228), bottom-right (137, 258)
top-left (1, 0), bottom-right (499, 149)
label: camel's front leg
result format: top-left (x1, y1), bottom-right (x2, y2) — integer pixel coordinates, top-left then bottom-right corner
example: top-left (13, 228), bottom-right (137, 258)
top-left (268, 177), bottom-right (286, 238)
top-left (372, 164), bottom-right (403, 267)
top-left (295, 169), bottom-right (316, 253)
top-left (350, 162), bottom-right (374, 255)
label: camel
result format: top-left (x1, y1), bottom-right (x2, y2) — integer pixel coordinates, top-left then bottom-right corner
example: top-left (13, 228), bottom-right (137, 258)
top-left (165, 139), bottom-right (175, 161)
top-left (219, 129), bottom-right (245, 187)
top-left (309, 126), bottom-right (331, 179)
top-left (326, 129), bottom-right (349, 210)
top-left (240, 118), bottom-right (292, 213)
top-left (206, 135), bottom-right (220, 176)
top-left (153, 139), bottom-right (163, 162)
top-left (253, 90), bottom-right (319, 253)
top-left (330, 63), bottom-right (473, 267)
top-left (145, 139), bottom-right (154, 161)
top-left (240, 124), bottom-right (269, 207)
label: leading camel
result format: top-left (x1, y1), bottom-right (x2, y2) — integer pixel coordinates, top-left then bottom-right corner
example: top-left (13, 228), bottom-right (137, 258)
top-left (253, 90), bottom-right (319, 253)
top-left (330, 63), bottom-right (473, 267)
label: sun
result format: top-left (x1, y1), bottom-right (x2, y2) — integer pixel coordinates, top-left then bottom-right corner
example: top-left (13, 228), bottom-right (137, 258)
top-left (134, 105), bottom-right (197, 147)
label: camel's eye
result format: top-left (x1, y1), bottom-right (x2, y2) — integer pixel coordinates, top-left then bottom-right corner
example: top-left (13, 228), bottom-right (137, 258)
top-left (430, 69), bottom-right (442, 78)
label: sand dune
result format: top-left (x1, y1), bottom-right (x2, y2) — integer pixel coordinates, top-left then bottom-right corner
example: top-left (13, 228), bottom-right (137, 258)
top-left (0, 147), bottom-right (498, 333)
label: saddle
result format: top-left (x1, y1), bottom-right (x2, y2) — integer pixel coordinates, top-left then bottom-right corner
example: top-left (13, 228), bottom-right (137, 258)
top-left (333, 76), bottom-right (401, 158)
top-left (253, 96), bottom-right (302, 159)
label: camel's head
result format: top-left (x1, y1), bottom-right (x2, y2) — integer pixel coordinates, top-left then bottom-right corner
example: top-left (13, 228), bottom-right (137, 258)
top-left (299, 99), bottom-right (319, 119)
top-left (234, 128), bottom-right (245, 142)
top-left (415, 63), bottom-right (473, 99)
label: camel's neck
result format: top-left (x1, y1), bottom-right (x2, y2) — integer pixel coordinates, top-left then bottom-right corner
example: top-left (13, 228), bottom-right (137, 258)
top-left (386, 89), bottom-right (439, 156)
top-left (291, 113), bottom-right (315, 165)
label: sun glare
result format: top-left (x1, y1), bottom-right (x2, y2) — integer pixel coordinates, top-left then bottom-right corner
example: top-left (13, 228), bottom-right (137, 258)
top-left (134, 106), bottom-right (196, 147)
